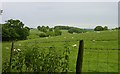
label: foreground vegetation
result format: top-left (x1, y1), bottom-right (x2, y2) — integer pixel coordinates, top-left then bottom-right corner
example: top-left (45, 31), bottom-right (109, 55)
top-left (2, 28), bottom-right (119, 72)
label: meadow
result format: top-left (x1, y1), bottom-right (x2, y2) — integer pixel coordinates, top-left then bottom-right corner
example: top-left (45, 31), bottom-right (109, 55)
top-left (2, 29), bottom-right (119, 72)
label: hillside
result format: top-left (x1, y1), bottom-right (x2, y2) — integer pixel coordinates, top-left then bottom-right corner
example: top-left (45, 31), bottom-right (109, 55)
top-left (2, 29), bottom-right (119, 72)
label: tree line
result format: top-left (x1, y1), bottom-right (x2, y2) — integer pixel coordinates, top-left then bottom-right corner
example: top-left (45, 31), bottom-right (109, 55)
top-left (54, 26), bottom-right (74, 30)
top-left (37, 26), bottom-right (62, 37)
top-left (2, 19), bottom-right (117, 41)
top-left (2, 19), bottom-right (30, 41)
top-left (54, 26), bottom-right (87, 34)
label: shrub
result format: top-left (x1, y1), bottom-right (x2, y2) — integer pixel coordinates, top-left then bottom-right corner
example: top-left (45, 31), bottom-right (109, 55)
top-left (46, 31), bottom-right (55, 36)
top-left (39, 33), bottom-right (48, 37)
top-left (54, 29), bottom-right (62, 36)
top-left (68, 28), bottom-right (86, 34)
top-left (2, 44), bottom-right (70, 72)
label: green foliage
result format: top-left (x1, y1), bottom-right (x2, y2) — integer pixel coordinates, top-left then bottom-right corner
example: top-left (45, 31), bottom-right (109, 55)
top-left (54, 28), bottom-right (62, 36)
top-left (103, 26), bottom-right (108, 30)
top-left (54, 26), bottom-right (74, 30)
top-left (94, 26), bottom-right (104, 31)
top-left (25, 26), bottom-right (30, 31)
top-left (2, 19), bottom-right (30, 41)
top-left (39, 33), bottom-right (48, 37)
top-left (37, 26), bottom-right (41, 31)
top-left (94, 26), bottom-right (108, 31)
top-left (2, 60), bottom-right (9, 72)
top-left (37, 26), bottom-right (48, 33)
top-left (68, 28), bottom-right (86, 34)
top-left (46, 31), bottom-right (55, 36)
top-left (2, 44), bottom-right (70, 72)
top-left (37, 26), bottom-right (62, 37)
top-left (62, 42), bottom-right (70, 72)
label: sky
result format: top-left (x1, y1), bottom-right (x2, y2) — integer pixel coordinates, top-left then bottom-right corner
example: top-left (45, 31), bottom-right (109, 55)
top-left (0, 2), bottom-right (118, 29)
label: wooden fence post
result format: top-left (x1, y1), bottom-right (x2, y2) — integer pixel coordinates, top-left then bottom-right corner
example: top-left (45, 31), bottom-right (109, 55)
top-left (9, 40), bottom-right (14, 72)
top-left (76, 40), bottom-right (84, 74)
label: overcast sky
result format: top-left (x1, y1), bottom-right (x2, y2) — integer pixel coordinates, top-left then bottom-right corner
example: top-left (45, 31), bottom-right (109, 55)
top-left (1, 2), bottom-right (118, 29)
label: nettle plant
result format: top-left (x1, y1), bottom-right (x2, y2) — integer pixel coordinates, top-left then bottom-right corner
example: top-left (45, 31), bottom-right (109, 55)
top-left (2, 42), bottom-right (71, 72)
top-left (62, 42), bottom-right (70, 72)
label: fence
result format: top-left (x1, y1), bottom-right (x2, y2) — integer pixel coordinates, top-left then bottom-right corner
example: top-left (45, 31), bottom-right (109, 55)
top-left (6, 39), bottom-right (119, 73)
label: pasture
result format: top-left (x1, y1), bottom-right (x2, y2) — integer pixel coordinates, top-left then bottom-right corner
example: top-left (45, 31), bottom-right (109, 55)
top-left (2, 29), bottom-right (119, 72)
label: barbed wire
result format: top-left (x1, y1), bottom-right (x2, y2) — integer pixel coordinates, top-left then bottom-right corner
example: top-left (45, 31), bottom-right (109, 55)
top-left (16, 45), bottom-right (119, 51)
top-left (25, 40), bottom-right (118, 44)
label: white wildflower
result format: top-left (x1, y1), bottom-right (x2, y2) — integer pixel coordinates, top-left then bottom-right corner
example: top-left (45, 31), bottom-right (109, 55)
top-left (13, 49), bottom-right (17, 52)
top-left (17, 49), bottom-right (21, 52)
top-left (72, 44), bottom-right (77, 47)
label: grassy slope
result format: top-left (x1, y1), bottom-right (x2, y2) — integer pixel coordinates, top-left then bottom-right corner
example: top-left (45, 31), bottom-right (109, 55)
top-left (2, 29), bottom-right (119, 72)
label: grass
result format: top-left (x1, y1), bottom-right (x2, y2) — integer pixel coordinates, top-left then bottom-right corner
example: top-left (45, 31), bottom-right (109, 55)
top-left (2, 29), bottom-right (119, 72)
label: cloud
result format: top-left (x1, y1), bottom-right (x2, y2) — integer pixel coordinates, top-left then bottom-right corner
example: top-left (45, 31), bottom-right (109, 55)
top-left (2, 2), bottom-right (118, 28)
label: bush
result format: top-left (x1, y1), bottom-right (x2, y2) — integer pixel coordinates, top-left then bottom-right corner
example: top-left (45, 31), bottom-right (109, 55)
top-left (39, 33), bottom-right (48, 37)
top-left (46, 31), bottom-right (55, 36)
top-left (54, 29), bottom-right (62, 36)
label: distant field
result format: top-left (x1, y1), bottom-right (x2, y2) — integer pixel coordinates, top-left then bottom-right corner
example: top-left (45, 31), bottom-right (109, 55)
top-left (2, 29), bottom-right (119, 72)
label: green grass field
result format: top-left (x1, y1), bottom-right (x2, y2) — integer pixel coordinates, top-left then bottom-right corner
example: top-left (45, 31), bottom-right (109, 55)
top-left (2, 29), bottom-right (119, 72)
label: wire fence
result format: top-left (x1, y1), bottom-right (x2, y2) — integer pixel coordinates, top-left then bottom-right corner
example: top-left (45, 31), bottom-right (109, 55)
top-left (13, 40), bottom-right (119, 72)
top-left (83, 48), bottom-right (118, 72)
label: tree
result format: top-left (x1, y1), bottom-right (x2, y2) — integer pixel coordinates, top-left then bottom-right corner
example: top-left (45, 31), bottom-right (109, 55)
top-left (103, 26), bottom-right (108, 30)
top-left (94, 26), bottom-right (104, 31)
top-left (54, 26), bottom-right (73, 30)
top-left (25, 26), bottom-right (30, 31)
top-left (46, 26), bottom-right (49, 29)
top-left (37, 26), bottom-right (41, 30)
top-left (49, 28), bottom-right (53, 31)
top-left (2, 19), bottom-right (30, 41)
top-left (68, 28), bottom-right (86, 34)
top-left (37, 26), bottom-right (62, 37)
top-left (37, 26), bottom-right (48, 33)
